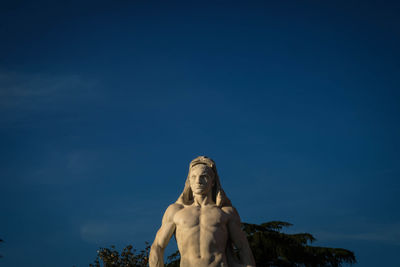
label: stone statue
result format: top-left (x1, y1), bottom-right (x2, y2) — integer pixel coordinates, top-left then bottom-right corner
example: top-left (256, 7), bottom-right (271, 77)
top-left (149, 156), bottom-right (255, 267)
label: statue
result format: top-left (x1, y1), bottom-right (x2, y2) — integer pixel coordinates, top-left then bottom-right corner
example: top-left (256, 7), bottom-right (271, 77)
top-left (149, 156), bottom-right (255, 267)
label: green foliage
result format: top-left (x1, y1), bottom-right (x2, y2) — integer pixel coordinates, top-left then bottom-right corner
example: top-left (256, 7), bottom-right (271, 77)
top-left (165, 250), bottom-right (180, 267)
top-left (88, 221), bottom-right (356, 267)
top-left (89, 242), bottom-right (177, 267)
top-left (243, 221), bottom-right (356, 267)
top-left (89, 243), bottom-right (150, 267)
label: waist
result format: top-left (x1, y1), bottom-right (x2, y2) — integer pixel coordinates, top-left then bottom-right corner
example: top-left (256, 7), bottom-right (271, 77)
top-left (180, 253), bottom-right (227, 267)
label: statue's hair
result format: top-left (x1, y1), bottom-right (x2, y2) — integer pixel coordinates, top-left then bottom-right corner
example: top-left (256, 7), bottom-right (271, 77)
top-left (176, 156), bottom-right (232, 207)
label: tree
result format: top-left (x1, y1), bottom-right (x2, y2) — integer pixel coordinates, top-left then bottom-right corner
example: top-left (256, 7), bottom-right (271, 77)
top-left (89, 221), bottom-right (356, 267)
top-left (242, 221), bottom-right (356, 267)
top-left (89, 242), bottom-right (179, 267)
top-left (89, 243), bottom-right (150, 267)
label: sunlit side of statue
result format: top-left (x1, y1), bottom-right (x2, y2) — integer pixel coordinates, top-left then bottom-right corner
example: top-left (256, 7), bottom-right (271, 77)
top-left (149, 156), bottom-right (255, 267)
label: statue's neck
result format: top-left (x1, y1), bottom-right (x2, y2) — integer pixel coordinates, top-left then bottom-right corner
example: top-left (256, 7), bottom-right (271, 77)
top-left (193, 192), bottom-right (214, 206)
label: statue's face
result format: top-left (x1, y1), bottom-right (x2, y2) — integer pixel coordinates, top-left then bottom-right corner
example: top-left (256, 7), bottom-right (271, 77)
top-left (189, 164), bottom-right (215, 195)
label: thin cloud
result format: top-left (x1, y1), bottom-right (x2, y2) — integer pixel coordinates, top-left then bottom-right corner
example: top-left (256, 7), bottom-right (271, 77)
top-left (80, 219), bottom-right (155, 245)
top-left (79, 203), bottom-right (164, 244)
top-left (29, 149), bottom-right (102, 185)
top-left (315, 222), bottom-right (400, 245)
top-left (0, 71), bottom-right (98, 110)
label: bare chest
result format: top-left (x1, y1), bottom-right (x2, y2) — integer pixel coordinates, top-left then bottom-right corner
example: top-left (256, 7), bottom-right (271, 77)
top-left (174, 205), bottom-right (228, 229)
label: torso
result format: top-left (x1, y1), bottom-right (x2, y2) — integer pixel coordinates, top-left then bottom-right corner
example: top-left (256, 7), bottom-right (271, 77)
top-left (173, 204), bottom-right (233, 267)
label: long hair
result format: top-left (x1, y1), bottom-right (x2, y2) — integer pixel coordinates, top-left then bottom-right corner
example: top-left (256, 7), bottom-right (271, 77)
top-left (176, 156), bottom-right (232, 207)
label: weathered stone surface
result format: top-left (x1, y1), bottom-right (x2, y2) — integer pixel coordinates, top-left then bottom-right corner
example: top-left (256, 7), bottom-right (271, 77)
top-left (149, 156), bottom-right (255, 267)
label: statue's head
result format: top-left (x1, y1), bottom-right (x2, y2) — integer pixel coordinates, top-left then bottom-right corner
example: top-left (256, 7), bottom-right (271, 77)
top-left (176, 156), bottom-right (232, 207)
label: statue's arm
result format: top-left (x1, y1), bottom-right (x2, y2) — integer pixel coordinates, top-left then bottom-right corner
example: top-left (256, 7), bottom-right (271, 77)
top-left (149, 204), bottom-right (181, 267)
top-left (226, 207), bottom-right (256, 267)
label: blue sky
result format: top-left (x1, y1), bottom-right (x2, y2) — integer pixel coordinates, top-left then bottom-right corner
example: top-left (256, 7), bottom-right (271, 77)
top-left (0, 1), bottom-right (399, 266)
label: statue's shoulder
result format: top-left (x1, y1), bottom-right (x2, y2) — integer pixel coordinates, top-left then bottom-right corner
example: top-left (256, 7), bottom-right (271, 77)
top-left (162, 203), bottom-right (184, 223)
top-left (221, 206), bottom-right (240, 220)
top-left (165, 203), bottom-right (184, 215)
top-left (221, 205), bottom-right (237, 214)
top-left (169, 202), bottom-right (184, 209)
